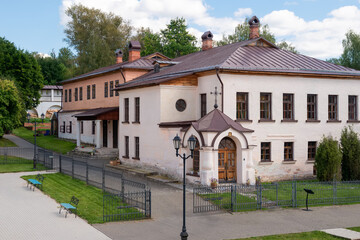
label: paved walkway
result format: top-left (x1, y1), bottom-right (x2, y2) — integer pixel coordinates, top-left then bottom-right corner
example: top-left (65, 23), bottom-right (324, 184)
top-left (3, 134), bottom-right (34, 148)
top-left (0, 171), bottom-right (111, 240)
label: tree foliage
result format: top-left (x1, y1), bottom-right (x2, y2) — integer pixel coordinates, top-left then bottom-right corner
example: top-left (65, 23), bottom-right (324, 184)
top-left (216, 19), bottom-right (298, 54)
top-left (0, 79), bottom-right (25, 137)
top-left (327, 30), bottom-right (360, 70)
top-left (64, 4), bottom-right (132, 74)
top-left (0, 37), bottom-right (43, 109)
top-left (340, 126), bottom-right (360, 180)
top-left (315, 136), bottom-right (342, 181)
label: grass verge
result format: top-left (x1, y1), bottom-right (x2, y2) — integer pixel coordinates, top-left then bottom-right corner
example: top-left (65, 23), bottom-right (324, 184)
top-left (0, 157), bottom-right (47, 173)
top-left (231, 231), bottom-right (344, 240)
top-left (12, 127), bottom-right (76, 154)
top-left (348, 227), bottom-right (360, 232)
top-left (0, 138), bottom-right (17, 147)
top-left (21, 173), bottom-right (142, 224)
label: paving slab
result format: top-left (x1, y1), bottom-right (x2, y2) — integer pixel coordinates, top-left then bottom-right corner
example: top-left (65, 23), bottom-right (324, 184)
top-left (322, 228), bottom-right (360, 240)
top-left (0, 171), bottom-right (111, 240)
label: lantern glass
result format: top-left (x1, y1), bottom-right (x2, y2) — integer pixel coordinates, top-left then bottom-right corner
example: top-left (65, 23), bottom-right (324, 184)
top-left (41, 113), bottom-right (45, 120)
top-left (173, 134), bottom-right (181, 150)
top-left (188, 135), bottom-right (196, 151)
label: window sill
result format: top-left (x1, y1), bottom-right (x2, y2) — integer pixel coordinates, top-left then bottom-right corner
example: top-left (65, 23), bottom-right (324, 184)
top-left (281, 120), bottom-right (298, 123)
top-left (347, 120), bottom-right (360, 123)
top-left (282, 160), bottom-right (296, 164)
top-left (327, 120), bottom-right (341, 123)
top-left (186, 173), bottom-right (200, 177)
top-left (259, 161), bottom-right (273, 165)
top-left (235, 119), bottom-right (253, 123)
top-left (132, 157), bottom-right (140, 160)
top-left (122, 156), bottom-right (129, 159)
top-left (306, 160), bottom-right (315, 164)
top-left (132, 121), bottom-right (140, 124)
top-left (258, 119), bottom-right (275, 123)
top-left (306, 120), bottom-right (321, 123)
top-left (122, 121), bottom-right (130, 124)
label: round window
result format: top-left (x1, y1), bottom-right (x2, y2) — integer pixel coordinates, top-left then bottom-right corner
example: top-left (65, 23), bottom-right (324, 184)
top-left (175, 99), bottom-right (186, 112)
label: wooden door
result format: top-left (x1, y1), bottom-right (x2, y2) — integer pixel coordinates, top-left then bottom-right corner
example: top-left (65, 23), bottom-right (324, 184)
top-left (218, 137), bottom-right (236, 182)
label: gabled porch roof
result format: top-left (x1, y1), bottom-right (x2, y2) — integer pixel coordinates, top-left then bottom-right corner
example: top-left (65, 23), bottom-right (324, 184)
top-left (72, 107), bottom-right (119, 121)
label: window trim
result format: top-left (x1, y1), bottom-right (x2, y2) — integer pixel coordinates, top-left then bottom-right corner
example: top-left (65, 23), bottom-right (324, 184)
top-left (64, 89), bottom-right (68, 103)
top-left (348, 95), bottom-right (358, 121)
top-left (110, 81), bottom-right (114, 97)
top-left (200, 93), bottom-right (207, 118)
top-left (260, 93), bottom-right (272, 121)
top-left (260, 142), bottom-right (271, 162)
top-left (307, 141), bottom-right (317, 161)
top-left (123, 136), bottom-right (129, 158)
top-left (104, 82), bottom-right (108, 98)
top-left (92, 84), bottom-right (96, 99)
top-left (283, 93), bottom-right (294, 121)
top-left (75, 88), bottom-right (78, 101)
top-left (237, 92), bottom-right (249, 121)
top-left (87, 85), bottom-right (91, 100)
top-left (69, 89), bottom-right (72, 102)
top-left (328, 95), bottom-right (338, 121)
top-left (123, 98), bottom-right (129, 123)
top-left (115, 80), bottom-right (119, 96)
top-left (284, 142), bottom-right (294, 162)
top-left (79, 87), bottom-right (83, 101)
top-left (307, 94), bottom-right (318, 121)
top-left (133, 97), bottom-right (140, 123)
top-left (133, 137), bottom-right (140, 160)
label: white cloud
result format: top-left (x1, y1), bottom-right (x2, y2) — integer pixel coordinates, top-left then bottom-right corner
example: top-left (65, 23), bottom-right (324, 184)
top-left (60, 1), bottom-right (360, 59)
top-left (234, 8), bottom-right (252, 18)
top-left (284, 1), bottom-right (298, 6)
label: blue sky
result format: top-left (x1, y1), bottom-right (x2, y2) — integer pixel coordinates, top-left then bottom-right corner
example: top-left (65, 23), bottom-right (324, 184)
top-left (1, 0), bottom-right (360, 59)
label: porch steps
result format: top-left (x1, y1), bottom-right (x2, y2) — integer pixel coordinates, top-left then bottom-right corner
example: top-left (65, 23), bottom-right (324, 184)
top-left (147, 175), bottom-right (178, 183)
top-left (322, 228), bottom-right (360, 240)
top-left (106, 164), bottom-right (157, 177)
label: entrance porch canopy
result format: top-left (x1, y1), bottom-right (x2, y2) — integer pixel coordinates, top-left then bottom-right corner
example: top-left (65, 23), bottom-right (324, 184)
top-left (72, 107), bottom-right (119, 121)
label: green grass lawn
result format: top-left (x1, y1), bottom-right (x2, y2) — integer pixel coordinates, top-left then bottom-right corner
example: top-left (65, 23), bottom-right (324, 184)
top-left (21, 173), bottom-right (142, 224)
top-left (0, 138), bottom-right (17, 147)
top-left (12, 127), bottom-right (76, 154)
top-left (201, 192), bottom-right (257, 212)
top-left (0, 156), bottom-right (47, 173)
top-left (231, 231), bottom-right (344, 240)
top-left (348, 227), bottom-right (360, 232)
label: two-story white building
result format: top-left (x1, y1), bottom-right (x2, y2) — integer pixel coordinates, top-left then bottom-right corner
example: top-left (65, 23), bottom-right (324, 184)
top-left (115, 17), bottom-right (360, 185)
top-left (27, 85), bottom-right (62, 118)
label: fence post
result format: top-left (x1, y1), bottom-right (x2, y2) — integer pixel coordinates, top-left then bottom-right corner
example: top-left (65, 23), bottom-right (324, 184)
top-left (102, 168), bottom-right (105, 191)
top-left (257, 177), bottom-right (262, 210)
top-left (292, 177), bottom-right (297, 208)
top-left (121, 177), bottom-right (125, 201)
top-left (59, 155), bottom-right (62, 173)
top-left (276, 182), bottom-right (279, 206)
top-left (86, 161), bottom-right (89, 185)
top-left (71, 158), bottom-right (74, 179)
top-left (333, 175), bottom-right (337, 205)
top-left (231, 185), bottom-right (234, 212)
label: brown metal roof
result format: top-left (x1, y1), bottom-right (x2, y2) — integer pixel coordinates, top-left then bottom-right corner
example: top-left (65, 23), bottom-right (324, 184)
top-left (115, 37), bottom-right (360, 91)
top-left (72, 107), bottom-right (118, 119)
top-left (192, 108), bottom-right (253, 133)
top-left (43, 85), bottom-right (63, 90)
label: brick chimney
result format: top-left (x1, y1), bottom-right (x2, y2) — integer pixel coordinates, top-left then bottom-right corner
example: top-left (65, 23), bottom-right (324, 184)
top-left (201, 31), bottom-right (213, 51)
top-left (115, 49), bottom-right (123, 64)
top-left (248, 16), bottom-right (260, 39)
top-left (128, 41), bottom-right (141, 62)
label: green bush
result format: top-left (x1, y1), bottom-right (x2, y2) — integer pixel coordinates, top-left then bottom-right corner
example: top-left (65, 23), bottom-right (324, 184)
top-left (341, 126), bottom-right (360, 180)
top-left (315, 136), bottom-right (342, 181)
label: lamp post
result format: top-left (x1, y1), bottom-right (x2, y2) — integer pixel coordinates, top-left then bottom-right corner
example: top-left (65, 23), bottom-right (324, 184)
top-left (27, 114), bottom-right (38, 169)
top-left (173, 134), bottom-right (196, 240)
top-left (41, 113), bottom-right (45, 123)
top-left (27, 113), bottom-right (30, 123)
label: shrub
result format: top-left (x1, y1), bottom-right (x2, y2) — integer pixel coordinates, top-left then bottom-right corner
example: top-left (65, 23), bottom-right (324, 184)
top-left (340, 126), bottom-right (360, 180)
top-left (315, 136), bottom-right (342, 181)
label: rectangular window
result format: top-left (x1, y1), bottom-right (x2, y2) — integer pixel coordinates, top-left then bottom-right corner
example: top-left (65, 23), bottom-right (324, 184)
top-left (307, 94), bottom-right (317, 120)
top-left (328, 95), bottom-right (338, 120)
top-left (237, 92), bottom-right (248, 120)
top-left (308, 141), bottom-right (317, 161)
top-left (261, 142), bottom-right (271, 162)
top-left (349, 95), bottom-right (358, 121)
top-left (124, 98), bottom-right (129, 122)
top-left (79, 87), bottom-right (83, 101)
top-left (200, 94), bottom-right (207, 118)
top-left (134, 97), bottom-right (140, 123)
top-left (80, 121), bottom-right (83, 134)
top-left (75, 88), bottom-right (78, 101)
top-left (87, 85), bottom-right (90, 100)
top-left (284, 142), bottom-right (294, 161)
top-left (134, 137), bottom-right (140, 159)
top-left (92, 84), bottom-right (96, 99)
top-left (66, 121), bottom-right (72, 133)
top-left (104, 82), bottom-right (108, 98)
top-left (260, 93), bottom-right (271, 120)
top-left (64, 89), bottom-right (68, 103)
top-left (69, 89), bottom-right (72, 102)
top-left (283, 94), bottom-right (294, 120)
top-left (110, 81), bottom-right (114, 97)
top-left (115, 80), bottom-right (119, 96)
top-left (124, 136), bottom-right (129, 158)
top-left (92, 121), bottom-right (95, 135)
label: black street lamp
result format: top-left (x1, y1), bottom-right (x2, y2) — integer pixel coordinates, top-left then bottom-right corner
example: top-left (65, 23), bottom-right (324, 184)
top-left (41, 113), bottom-right (45, 123)
top-left (173, 134), bottom-right (196, 240)
top-left (27, 114), bottom-right (38, 169)
top-left (27, 113), bottom-right (30, 123)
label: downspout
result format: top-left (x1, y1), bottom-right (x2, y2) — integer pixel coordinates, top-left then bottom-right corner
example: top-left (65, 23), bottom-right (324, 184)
top-left (120, 68), bottom-right (126, 83)
top-left (215, 67), bottom-right (224, 112)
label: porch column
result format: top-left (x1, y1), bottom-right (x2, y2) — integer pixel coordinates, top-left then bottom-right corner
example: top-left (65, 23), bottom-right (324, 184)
top-left (200, 147), bottom-right (217, 185)
top-left (76, 120), bottom-right (81, 147)
top-left (95, 120), bottom-right (101, 148)
top-left (246, 145), bottom-right (256, 185)
top-left (51, 89), bottom-right (54, 102)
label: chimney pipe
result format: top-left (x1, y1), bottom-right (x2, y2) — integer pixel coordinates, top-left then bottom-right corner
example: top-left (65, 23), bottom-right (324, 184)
top-left (201, 31), bottom-right (213, 51)
top-left (115, 49), bottom-right (123, 64)
top-left (128, 41), bottom-right (141, 62)
top-left (248, 16), bottom-right (260, 39)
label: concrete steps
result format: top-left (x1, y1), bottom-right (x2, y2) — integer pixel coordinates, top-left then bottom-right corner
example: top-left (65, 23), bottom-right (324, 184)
top-left (322, 228), bottom-right (360, 240)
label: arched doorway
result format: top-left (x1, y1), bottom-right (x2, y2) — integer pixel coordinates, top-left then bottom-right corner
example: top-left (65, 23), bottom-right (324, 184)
top-left (193, 137), bottom-right (200, 176)
top-left (218, 137), bottom-right (236, 183)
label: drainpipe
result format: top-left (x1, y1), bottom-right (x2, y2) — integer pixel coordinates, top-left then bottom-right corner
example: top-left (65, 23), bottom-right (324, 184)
top-left (215, 67), bottom-right (224, 112)
top-left (120, 68), bottom-right (126, 83)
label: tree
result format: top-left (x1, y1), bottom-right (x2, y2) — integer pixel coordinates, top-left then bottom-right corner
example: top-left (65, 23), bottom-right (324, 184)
top-left (0, 79), bottom-right (25, 137)
top-left (58, 47), bottom-right (76, 79)
top-left (340, 126), bottom-right (360, 180)
top-left (314, 136), bottom-right (342, 181)
top-left (0, 37), bottom-right (43, 109)
top-left (64, 4), bottom-right (132, 74)
top-left (35, 51), bottom-right (67, 85)
top-left (216, 19), bottom-right (299, 54)
top-left (326, 30), bottom-right (360, 70)
top-left (160, 18), bottom-right (199, 58)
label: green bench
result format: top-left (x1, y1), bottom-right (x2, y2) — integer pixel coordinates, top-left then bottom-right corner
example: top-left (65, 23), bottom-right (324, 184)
top-left (59, 196), bottom-right (79, 218)
top-left (27, 174), bottom-right (45, 191)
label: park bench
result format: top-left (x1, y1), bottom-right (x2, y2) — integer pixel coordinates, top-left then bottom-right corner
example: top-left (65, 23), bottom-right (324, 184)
top-left (59, 196), bottom-right (79, 218)
top-left (27, 174), bottom-right (45, 191)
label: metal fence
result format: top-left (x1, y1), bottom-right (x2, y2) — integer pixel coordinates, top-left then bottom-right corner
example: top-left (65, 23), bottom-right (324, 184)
top-left (194, 179), bottom-right (360, 213)
top-left (0, 147), bottom-right (34, 164)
